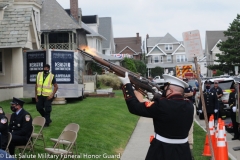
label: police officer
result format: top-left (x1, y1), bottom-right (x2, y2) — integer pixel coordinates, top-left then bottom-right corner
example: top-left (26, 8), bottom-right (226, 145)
top-left (198, 80), bottom-right (218, 121)
top-left (210, 81), bottom-right (224, 119)
top-left (35, 64), bottom-right (58, 127)
top-left (119, 72), bottom-right (194, 160)
top-left (8, 97), bottom-right (33, 155)
top-left (0, 107), bottom-right (8, 150)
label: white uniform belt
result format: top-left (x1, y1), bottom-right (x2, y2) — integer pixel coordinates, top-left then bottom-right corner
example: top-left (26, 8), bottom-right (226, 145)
top-left (155, 133), bottom-right (188, 144)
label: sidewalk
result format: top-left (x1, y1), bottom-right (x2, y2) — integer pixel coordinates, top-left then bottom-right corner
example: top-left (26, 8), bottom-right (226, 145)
top-left (120, 115), bottom-right (240, 160)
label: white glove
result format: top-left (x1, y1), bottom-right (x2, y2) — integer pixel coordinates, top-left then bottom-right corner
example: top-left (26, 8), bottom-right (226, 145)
top-left (214, 109), bottom-right (218, 113)
top-left (233, 106), bottom-right (237, 112)
top-left (198, 110), bottom-right (202, 113)
top-left (147, 92), bottom-right (154, 100)
top-left (152, 87), bottom-right (162, 95)
top-left (118, 72), bottom-right (130, 85)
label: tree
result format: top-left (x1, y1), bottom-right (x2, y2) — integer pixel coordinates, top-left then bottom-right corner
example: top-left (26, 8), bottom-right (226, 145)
top-left (208, 14), bottom-right (240, 75)
top-left (89, 62), bottom-right (102, 74)
top-left (122, 58), bottom-right (137, 73)
top-left (133, 59), bottom-right (147, 76)
top-left (151, 66), bottom-right (164, 77)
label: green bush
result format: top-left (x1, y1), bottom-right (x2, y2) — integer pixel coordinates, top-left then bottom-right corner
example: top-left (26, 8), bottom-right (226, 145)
top-left (97, 73), bottom-right (121, 90)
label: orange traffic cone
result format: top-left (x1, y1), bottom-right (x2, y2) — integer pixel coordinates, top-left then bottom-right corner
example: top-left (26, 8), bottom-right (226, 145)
top-left (216, 123), bottom-right (228, 160)
top-left (209, 115), bottom-right (216, 157)
top-left (202, 134), bottom-right (211, 156)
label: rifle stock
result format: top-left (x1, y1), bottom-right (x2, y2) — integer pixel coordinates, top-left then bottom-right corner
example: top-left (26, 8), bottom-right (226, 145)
top-left (78, 48), bottom-right (162, 98)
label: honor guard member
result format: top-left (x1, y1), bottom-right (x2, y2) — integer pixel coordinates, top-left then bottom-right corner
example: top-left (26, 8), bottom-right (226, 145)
top-left (119, 72), bottom-right (194, 160)
top-left (8, 97), bottom-right (33, 155)
top-left (0, 107), bottom-right (8, 150)
top-left (198, 80), bottom-right (218, 121)
top-left (225, 84), bottom-right (239, 140)
top-left (35, 64), bottom-right (58, 127)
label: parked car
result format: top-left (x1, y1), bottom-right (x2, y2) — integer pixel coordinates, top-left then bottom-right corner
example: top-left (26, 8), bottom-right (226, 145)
top-left (195, 77), bottom-right (235, 119)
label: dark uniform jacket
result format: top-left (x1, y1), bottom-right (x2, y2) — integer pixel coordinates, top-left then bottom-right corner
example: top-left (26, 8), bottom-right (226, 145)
top-left (9, 109), bottom-right (32, 141)
top-left (210, 87), bottom-right (223, 99)
top-left (0, 114), bottom-right (8, 150)
top-left (184, 85), bottom-right (193, 101)
top-left (122, 84), bottom-right (194, 160)
top-left (198, 89), bottom-right (218, 113)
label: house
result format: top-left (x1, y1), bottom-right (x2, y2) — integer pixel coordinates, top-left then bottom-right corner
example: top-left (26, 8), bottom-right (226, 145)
top-left (114, 33), bottom-right (142, 60)
top-left (98, 17), bottom-right (115, 55)
top-left (0, 0), bottom-right (41, 101)
top-left (40, 0), bottom-right (90, 50)
top-left (205, 31), bottom-right (227, 77)
top-left (145, 33), bottom-right (195, 78)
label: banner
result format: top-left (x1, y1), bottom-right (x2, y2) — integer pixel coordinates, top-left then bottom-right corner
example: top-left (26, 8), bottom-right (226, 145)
top-left (26, 51), bottom-right (46, 84)
top-left (51, 51), bottom-right (74, 84)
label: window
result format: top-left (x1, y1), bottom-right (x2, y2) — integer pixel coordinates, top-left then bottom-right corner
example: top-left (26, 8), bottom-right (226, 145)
top-left (167, 55), bottom-right (172, 62)
top-left (0, 52), bottom-right (3, 74)
top-left (154, 56), bottom-right (159, 63)
top-left (165, 44), bottom-right (173, 51)
top-left (102, 50), bottom-right (105, 54)
top-left (176, 55), bottom-right (187, 62)
top-left (160, 56), bottom-right (163, 62)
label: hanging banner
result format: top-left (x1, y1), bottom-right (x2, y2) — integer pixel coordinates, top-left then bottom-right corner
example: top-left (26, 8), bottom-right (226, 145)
top-left (51, 51), bottom-right (74, 84)
top-left (26, 51), bottom-right (46, 84)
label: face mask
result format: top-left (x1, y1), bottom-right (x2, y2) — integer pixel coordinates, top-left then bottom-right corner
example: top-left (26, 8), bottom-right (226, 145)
top-left (10, 106), bottom-right (17, 112)
top-left (206, 86), bottom-right (210, 89)
top-left (43, 70), bottom-right (49, 74)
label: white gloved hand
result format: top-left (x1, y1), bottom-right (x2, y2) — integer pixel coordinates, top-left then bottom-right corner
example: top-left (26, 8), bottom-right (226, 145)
top-left (147, 92), bottom-right (154, 100)
top-left (118, 72), bottom-right (130, 85)
top-left (152, 87), bottom-right (162, 95)
top-left (232, 106), bottom-right (237, 112)
top-left (198, 110), bottom-right (202, 113)
top-left (214, 109), bottom-right (218, 113)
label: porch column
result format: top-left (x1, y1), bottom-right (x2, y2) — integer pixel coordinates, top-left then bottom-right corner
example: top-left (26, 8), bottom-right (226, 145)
top-left (72, 32), bottom-right (74, 50)
top-left (12, 48), bottom-right (23, 85)
top-left (46, 33), bottom-right (49, 50)
top-left (44, 33), bottom-right (47, 49)
top-left (69, 32), bottom-right (71, 50)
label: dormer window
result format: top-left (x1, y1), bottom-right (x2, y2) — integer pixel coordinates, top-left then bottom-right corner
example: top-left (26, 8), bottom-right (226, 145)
top-left (165, 44), bottom-right (173, 51)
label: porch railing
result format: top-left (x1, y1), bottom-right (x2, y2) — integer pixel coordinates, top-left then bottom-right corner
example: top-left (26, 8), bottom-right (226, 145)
top-left (41, 43), bottom-right (76, 50)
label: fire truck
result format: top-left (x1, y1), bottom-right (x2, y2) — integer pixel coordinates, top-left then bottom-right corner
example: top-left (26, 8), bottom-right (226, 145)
top-left (175, 64), bottom-right (195, 79)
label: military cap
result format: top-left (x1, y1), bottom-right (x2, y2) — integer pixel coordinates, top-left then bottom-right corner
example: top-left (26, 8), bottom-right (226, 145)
top-left (162, 74), bottom-right (189, 89)
top-left (205, 80), bottom-right (211, 84)
top-left (10, 97), bottom-right (25, 106)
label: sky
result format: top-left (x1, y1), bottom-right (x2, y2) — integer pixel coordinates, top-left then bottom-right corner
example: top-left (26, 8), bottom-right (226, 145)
top-left (56, 0), bottom-right (240, 49)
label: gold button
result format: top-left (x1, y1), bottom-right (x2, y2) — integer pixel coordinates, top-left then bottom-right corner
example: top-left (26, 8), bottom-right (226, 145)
top-left (124, 86), bottom-right (126, 88)
top-left (127, 95), bottom-right (129, 97)
top-left (126, 90), bottom-right (128, 92)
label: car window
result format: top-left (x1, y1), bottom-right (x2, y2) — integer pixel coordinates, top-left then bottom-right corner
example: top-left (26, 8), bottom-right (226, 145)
top-left (188, 80), bottom-right (197, 88)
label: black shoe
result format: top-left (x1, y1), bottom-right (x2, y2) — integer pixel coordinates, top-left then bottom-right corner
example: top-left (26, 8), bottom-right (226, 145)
top-left (232, 137), bottom-right (239, 140)
top-left (44, 123), bottom-right (49, 127)
top-left (49, 119), bottom-right (52, 124)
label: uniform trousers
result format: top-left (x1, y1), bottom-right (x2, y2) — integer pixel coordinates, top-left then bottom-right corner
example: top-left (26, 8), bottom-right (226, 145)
top-left (36, 96), bottom-right (53, 124)
top-left (230, 111), bottom-right (239, 138)
top-left (9, 135), bottom-right (28, 155)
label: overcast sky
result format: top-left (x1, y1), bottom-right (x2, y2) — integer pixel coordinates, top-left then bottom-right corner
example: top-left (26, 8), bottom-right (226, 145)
top-left (56, 0), bottom-right (240, 49)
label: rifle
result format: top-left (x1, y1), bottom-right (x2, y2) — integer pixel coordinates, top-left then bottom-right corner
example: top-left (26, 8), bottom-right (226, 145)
top-left (78, 48), bottom-right (162, 99)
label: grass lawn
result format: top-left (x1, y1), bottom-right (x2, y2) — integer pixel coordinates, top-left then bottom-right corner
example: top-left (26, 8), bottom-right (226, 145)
top-left (0, 90), bottom-right (218, 160)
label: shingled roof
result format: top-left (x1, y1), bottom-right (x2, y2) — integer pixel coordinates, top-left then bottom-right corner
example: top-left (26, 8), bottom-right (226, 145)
top-left (40, 0), bottom-right (81, 31)
top-left (205, 31), bottom-right (227, 52)
top-left (0, 7), bottom-right (33, 48)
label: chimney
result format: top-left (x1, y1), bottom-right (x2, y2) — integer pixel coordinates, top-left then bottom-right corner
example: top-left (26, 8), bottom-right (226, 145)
top-left (146, 34), bottom-right (149, 39)
top-left (136, 33), bottom-right (140, 44)
top-left (70, 0), bottom-right (79, 23)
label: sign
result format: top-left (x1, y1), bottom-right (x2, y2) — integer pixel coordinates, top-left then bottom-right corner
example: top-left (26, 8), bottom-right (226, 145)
top-left (213, 70), bottom-right (217, 75)
top-left (51, 51), bottom-right (74, 84)
top-left (26, 51), bottom-right (46, 84)
top-left (182, 30), bottom-right (203, 58)
top-left (235, 66), bottom-right (239, 75)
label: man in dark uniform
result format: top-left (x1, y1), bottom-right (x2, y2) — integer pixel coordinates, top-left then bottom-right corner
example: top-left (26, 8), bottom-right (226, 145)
top-left (224, 85), bottom-right (239, 140)
top-left (119, 72), bottom-right (194, 160)
top-left (35, 64), bottom-right (58, 127)
top-left (198, 80), bottom-right (218, 121)
top-left (0, 107), bottom-right (8, 150)
top-left (210, 81), bottom-right (224, 119)
top-left (8, 97), bottom-right (33, 155)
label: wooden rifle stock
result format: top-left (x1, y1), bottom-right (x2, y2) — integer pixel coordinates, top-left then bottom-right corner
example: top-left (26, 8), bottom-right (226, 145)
top-left (78, 48), bottom-right (161, 97)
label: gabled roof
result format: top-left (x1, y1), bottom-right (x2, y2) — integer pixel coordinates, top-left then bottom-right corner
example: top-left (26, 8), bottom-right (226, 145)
top-left (40, 0), bottom-right (81, 31)
top-left (158, 33), bottom-right (178, 43)
top-left (205, 31), bottom-right (227, 52)
top-left (211, 39), bottom-right (222, 51)
top-left (171, 44), bottom-right (185, 55)
top-left (146, 45), bottom-right (166, 56)
top-left (99, 17), bottom-right (112, 48)
top-left (114, 36), bottom-right (142, 54)
top-left (0, 7), bottom-right (34, 48)
top-left (146, 37), bottom-right (163, 46)
top-left (118, 46), bottom-right (137, 55)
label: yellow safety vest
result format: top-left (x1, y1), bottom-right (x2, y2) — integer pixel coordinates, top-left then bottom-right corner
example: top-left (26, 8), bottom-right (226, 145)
top-left (36, 72), bottom-right (54, 96)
